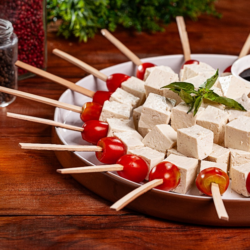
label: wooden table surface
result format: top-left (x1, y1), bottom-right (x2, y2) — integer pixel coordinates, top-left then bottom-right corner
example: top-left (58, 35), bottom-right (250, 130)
top-left (1, 0), bottom-right (250, 249)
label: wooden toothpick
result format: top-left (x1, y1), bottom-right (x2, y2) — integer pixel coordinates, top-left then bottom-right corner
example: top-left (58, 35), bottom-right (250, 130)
top-left (239, 33), bottom-right (250, 58)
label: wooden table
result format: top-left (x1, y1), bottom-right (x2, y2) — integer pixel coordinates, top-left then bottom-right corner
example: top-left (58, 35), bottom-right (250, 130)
top-left (1, 0), bottom-right (250, 248)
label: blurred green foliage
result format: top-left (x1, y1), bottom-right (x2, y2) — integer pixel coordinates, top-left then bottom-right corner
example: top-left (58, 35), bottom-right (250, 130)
top-left (47, 0), bottom-right (220, 42)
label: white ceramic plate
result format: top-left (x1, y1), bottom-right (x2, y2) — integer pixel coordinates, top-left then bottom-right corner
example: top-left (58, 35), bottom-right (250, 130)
top-left (54, 54), bottom-right (247, 201)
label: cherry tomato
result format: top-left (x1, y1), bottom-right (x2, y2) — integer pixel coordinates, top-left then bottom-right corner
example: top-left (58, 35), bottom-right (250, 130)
top-left (223, 65), bottom-right (232, 73)
top-left (106, 73), bottom-right (130, 92)
top-left (96, 137), bottom-right (126, 164)
top-left (80, 102), bottom-right (102, 122)
top-left (136, 62), bottom-right (155, 80)
top-left (148, 161), bottom-right (181, 191)
top-left (181, 59), bottom-right (199, 69)
top-left (196, 167), bottom-right (229, 196)
top-left (81, 120), bottom-right (108, 144)
top-left (93, 91), bottom-right (113, 106)
top-left (116, 155), bottom-right (148, 183)
top-left (246, 173), bottom-right (250, 193)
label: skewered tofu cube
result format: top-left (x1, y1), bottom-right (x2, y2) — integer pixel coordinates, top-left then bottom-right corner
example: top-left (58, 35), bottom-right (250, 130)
top-left (142, 124), bottom-right (177, 154)
top-left (167, 147), bottom-right (186, 157)
top-left (114, 130), bottom-right (144, 153)
top-left (121, 77), bottom-right (146, 105)
top-left (144, 65), bottom-right (175, 81)
top-left (99, 101), bottom-right (132, 122)
top-left (229, 149), bottom-right (250, 177)
top-left (205, 143), bottom-right (230, 166)
top-left (170, 102), bottom-right (204, 131)
top-left (107, 118), bottom-right (135, 137)
top-left (138, 93), bottom-right (172, 130)
top-left (110, 88), bottom-right (140, 108)
top-left (218, 75), bottom-right (250, 99)
top-left (165, 154), bottom-right (199, 194)
top-left (133, 106), bottom-right (143, 129)
top-left (200, 160), bottom-right (228, 173)
top-left (225, 116), bottom-right (250, 152)
top-left (231, 163), bottom-right (250, 197)
top-left (128, 147), bottom-right (165, 180)
top-left (144, 68), bottom-right (182, 104)
top-left (196, 106), bottom-right (229, 145)
top-left (177, 125), bottom-right (214, 160)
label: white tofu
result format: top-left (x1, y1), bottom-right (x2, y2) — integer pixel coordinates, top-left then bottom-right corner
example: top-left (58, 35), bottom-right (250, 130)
top-left (200, 160), bottom-right (228, 173)
top-left (106, 118), bottom-right (135, 137)
top-left (128, 147), bottom-right (165, 180)
top-left (138, 124), bottom-right (151, 137)
top-left (231, 163), bottom-right (250, 197)
top-left (229, 148), bottom-right (250, 178)
top-left (225, 116), bottom-right (250, 152)
top-left (114, 130), bottom-right (144, 153)
top-left (170, 102), bottom-right (204, 131)
top-left (138, 93), bottom-right (172, 130)
top-left (109, 88), bottom-right (140, 108)
top-left (144, 68), bottom-right (182, 104)
top-left (99, 101), bottom-right (132, 122)
top-left (177, 125), bottom-right (214, 160)
top-left (133, 106), bottom-right (143, 130)
top-left (218, 75), bottom-right (250, 99)
top-left (165, 154), bottom-right (199, 194)
top-left (210, 86), bottom-right (223, 96)
top-left (144, 65), bottom-right (175, 81)
top-left (142, 124), bottom-right (177, 154)
top-left (201, 101), bottom-right (225, 110)
top-left (167, 147), bottom-right (186, 157)
top-left (121, 77), bottom-right (146, 105)
top-left (196, 106), bottom-right (229, 145)
top-left (205, 143), bottom-right (230, 167)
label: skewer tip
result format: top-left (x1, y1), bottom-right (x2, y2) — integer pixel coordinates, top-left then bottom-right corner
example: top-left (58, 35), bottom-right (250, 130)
top-left (101, 29), bottom-right (107, 36)
top-left (56, 169), bottom-right (63, 174)
top-left (110, 205), bottom-right (120, 211)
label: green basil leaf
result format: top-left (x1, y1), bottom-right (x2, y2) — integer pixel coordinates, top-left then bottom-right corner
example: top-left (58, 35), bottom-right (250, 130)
top-left (200, 69), bottom-right (219, 90)
top-left (179, 89), bottom-right (194, 104)
top-left (187, 102), bottom-right (195, 114)
top-left (161, 82), bottom-right (196, 94)
top-left (193, 96), bottom-right (203, 116)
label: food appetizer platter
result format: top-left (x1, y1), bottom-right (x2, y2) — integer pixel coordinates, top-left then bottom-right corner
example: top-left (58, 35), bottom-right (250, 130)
top-left (3, 17), bottom-right (250, 227)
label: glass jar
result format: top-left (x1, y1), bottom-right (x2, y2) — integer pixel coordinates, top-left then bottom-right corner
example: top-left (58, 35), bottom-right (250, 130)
top-left (0, 0), bottom-right (47, 80)
top-left (0, 19), bottom-right (18, 107)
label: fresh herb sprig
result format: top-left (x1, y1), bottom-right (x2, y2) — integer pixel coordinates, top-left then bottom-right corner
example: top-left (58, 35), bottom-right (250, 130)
top-left (162, 70), bottom-right (246, 116)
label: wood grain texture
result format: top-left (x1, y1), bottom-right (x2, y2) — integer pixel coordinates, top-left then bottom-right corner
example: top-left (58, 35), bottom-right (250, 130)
top-left (1, 0), bottom-right (250, 248)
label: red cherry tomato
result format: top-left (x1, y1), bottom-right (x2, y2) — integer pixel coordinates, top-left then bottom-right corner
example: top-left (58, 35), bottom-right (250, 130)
top-left (223, 65), bottom-right (232, 73)
top-left (93, 91), bottom-right (113, 106)
top-left (81, 120), bottom-right (108, 144)
top-left (136, 62), bottom-right (155, 80)
top-left (80, 102), bottom-right (102, 122)
top-left (96, 137), bottom-right (126, 164)
top-left (196, 167), bottom-right (229, 196)
top-left (106, 73), bottom-right (130, 92)
top-left (181, 59), bottom-right (200, 69)
top-left (246, 173), bottom-right (250, 193)
top-left (116, 155), bottom-right (148, 183)
top-left (148, 161), bottom-right (181, 191)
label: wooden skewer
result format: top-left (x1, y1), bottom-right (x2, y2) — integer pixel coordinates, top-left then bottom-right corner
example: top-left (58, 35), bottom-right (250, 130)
top-left (211, 183), bottom-right (229, 221)
top-left (15, 61), bottom-right (95, 98)
top-left (57, 164), bottom-right (123, 174)
top-left (101, 29), bottom-right (142, 66)
top-left (110, 179), bottom-right (163, 211)
top-left (53, 49), bottom-right (108, 82)
top-left (238, 33), bottom-right (250, 58)
top-left (7, 112), bottom-right (84, 132)
top-left (0, 86), bottom-right (82, 114)
top-left (19, 143), bottom-right (103, 152)
top-left (176, 16), bottom-right (191, 62)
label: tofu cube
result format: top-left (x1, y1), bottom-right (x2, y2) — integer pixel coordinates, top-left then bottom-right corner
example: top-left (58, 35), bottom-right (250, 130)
top-left (231, 163), bottom-right (250, 197)
top-left (142, 124), bottom-right (177, 154)
top-left (121, 77), bottom-right (146, 105)
top-left (170, 102), bottom-right (204, 131)
top-left (133, 106), bottom-right (143, 130)
top-left (109, 88), bottom-right (140, 108)
top-left (225, 116), bottom-right (250, 152)
top-left (99, 101), bottom-right (132, 122)
top-left (165, 154), bottom-right (199, 194)
top-left (114, 131), bottom-right (144, 153)
top-left (144, 65), bottom-right (175, 81)
top-left (200, 160), bottom-right (228, 173)
top-left (106, 118), bottom-right (135, 137)
top-left (138, 93), bottom-right (172, 130)
top-left (205, 143), bottom-right (230, 166)
top-left (196, 106), bottom-right (229, 145)
top-left (167, 147), bottom-right (185, 157)
top-left (177, 125), bottom-right (214, 160)
top-left (138, 125), bottom-right (151, 137)
top-left (128, 147), bottom-right (165, 180)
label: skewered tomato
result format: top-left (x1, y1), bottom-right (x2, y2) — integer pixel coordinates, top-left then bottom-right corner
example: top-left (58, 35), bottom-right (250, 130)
top-left (181, 59), bottom-right (199, 69)
top-left (246, 173), bottom-right (250, 193)
top-left (93, 91), bottom-right (113, 106)
top-left (106, 74), bottom-right (130, 92)
top-left (136, 62), bottom-right (155, 80)
top-left (80, 102), bottom-right (102, 122)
